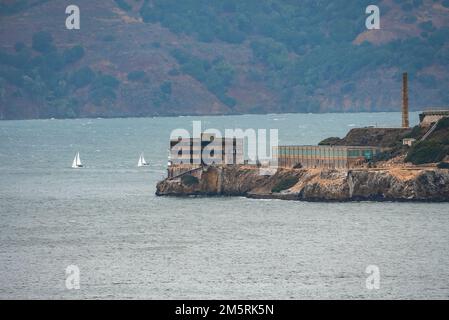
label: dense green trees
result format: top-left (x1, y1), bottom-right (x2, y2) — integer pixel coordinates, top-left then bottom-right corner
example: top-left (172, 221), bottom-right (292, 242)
top-left (32, 31), bottom-right (54, 53)
top-left (0, 0), bottom-right (29, 16)
top-left (171, 49), bottom-right (236, 107)
top-left (63, 45), bottom-right (85, 65)
top-left (127, 70), bottom-right (147, 82)
top-left (115, 0), bottom-right (131, 11)
top-left (138, 0), bottom-right (371, 48)
top-left (2, 0), bottom-right (449, 118)
top-left (138, 0), bottom-right (449, 111)
top-left (251, 39), bottom-right (289, 70)
top-left (89, 74), bottom-right (120, 106)
top-left (70, 67), bottom-right (95, 88)
top-left (0, 30), bottom-right (120, 117)
top-left (160, 81), bottom-right (172, 95)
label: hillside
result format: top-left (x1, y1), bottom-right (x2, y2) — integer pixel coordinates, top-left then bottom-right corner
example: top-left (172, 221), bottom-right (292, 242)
top-left (319, 117), bottom-right (449, 165)
top-left (404, 117), bottom-right (449, 164)
top-left (1, 0), bottom-right (449, 119)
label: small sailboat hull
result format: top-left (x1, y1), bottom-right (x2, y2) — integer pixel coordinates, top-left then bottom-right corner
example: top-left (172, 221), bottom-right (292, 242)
top-left (138, 163), bottom-right (149, 167)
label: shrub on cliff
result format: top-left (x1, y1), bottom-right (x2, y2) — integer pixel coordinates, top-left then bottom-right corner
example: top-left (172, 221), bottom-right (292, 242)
top-left (374, 146), bottom-right (406, 162)
top-left (405, 140), bottom-right (447, 164)
top-left (374, 150), bottom-right (394, 162)
top-left (437, 162), bottom-right (449, 169)
top-left (293, 163), bottom-right (303, 169)
top-left (436, 117), bottom-right (449, 131)
top-left (318, 137), bottom-right (342, 146)
top-left (272, 176), bottom-right (299, 193)
top-left (403, 125), bottom-right (424, 139)
top-left (181, 175), bottom-right (199, 186)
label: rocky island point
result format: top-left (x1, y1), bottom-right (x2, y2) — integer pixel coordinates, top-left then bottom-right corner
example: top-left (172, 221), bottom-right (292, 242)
top-left (156, 75), bottom-right (449, 202)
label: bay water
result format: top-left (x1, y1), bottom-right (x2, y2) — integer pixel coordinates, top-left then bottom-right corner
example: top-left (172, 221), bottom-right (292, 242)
top-left (1, 112), bottom-right (448, 299)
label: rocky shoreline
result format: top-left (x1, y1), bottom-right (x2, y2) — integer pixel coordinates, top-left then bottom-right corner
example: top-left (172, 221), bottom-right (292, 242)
top-left (156, 165), bottom-right (449, 202)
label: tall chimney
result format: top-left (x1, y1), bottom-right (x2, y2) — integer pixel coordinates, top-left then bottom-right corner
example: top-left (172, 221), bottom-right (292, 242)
top-left (402, 72), bottom-right (409, 128)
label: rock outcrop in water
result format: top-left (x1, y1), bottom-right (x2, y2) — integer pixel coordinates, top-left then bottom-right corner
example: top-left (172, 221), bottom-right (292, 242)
top-left (156, 166), bottom-right (449, 202)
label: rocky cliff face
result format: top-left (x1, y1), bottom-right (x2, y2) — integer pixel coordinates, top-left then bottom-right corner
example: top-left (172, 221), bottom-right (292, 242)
top-left (156, 166), bottom-right (449, 202)
top-left (156, 166), bottom-right (268, 197)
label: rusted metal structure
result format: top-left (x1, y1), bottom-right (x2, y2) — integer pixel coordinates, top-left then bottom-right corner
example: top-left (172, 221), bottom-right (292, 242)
top-left (402, 72), bottom-right (409, 128)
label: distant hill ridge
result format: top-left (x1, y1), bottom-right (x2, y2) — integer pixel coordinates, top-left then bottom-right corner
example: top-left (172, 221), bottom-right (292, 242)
top-left (1, 0), bottom-right (449, 119)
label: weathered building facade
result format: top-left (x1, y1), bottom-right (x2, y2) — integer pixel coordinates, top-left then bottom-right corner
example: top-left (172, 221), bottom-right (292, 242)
top-left (168, 133), bottom-right (244, 178)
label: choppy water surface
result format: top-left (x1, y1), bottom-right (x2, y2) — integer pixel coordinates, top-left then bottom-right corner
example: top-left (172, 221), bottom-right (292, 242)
top-left (1, 112), bottom-right (448, 299)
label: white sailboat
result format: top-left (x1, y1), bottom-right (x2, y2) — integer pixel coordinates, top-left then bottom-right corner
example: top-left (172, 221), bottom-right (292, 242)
top-left (137, 153), bottom-right (149, 167)
top-left (72, 152), bottom-right (83, 168)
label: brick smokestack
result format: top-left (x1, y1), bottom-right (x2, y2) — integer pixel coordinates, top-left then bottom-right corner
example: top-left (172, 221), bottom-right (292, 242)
top-left (402, 72), bottom-right (409, 128)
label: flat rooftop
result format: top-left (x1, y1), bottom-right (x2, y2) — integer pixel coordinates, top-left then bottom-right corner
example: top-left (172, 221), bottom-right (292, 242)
top-left (421, 109), bottom-right (449, 115)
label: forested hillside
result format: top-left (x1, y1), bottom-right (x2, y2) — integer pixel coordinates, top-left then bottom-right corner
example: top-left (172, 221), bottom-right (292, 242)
top-left (1, 0), bottom-right (449, 119)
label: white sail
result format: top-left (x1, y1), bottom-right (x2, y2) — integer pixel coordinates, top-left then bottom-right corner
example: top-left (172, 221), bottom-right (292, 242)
top-left (76, 152), bottom-right (82, 166)
top-left (137, 154), bottom-right (143, 167)
top-left (72, 154), bottom-right (78, 168)
top-left (141, 153), bottom-right (148, 165)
